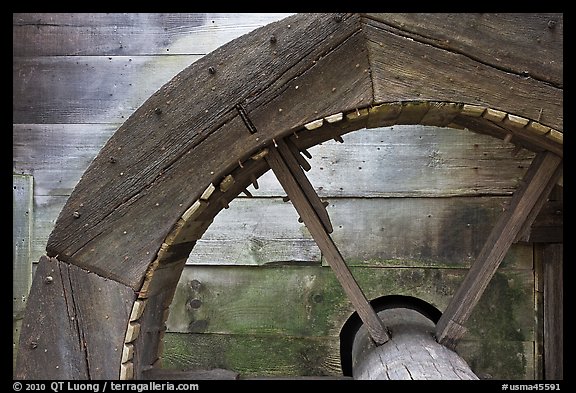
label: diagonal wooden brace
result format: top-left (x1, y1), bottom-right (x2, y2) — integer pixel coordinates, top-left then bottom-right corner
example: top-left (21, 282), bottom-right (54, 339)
top-left (436, 151), bottom-right (562, 349)
top-left (266, 138), bottom-right (390, 345)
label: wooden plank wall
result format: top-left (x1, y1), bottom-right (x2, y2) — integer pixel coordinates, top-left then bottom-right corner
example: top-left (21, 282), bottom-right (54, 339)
top-left (14, 13), bottom-right (545, 380)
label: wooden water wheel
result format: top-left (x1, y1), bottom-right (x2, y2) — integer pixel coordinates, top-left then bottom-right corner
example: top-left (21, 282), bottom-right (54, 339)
top-left (15, 13), bottom-right (562, 380)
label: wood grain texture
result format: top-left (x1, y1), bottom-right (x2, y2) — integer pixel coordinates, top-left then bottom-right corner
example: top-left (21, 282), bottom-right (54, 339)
top-left (13, 175), bottom-right (33, 368)
top-left (45, 13), bottom-right (365, 289)
top-left (13, 13), bottom-right (292, 56)
top-left (352, 309), bottom-right (478, 379)
top-left (543, 244), bottom-right (563, 380)
top-left (13, 56), bottom-right (201, 124)
top-left (250, 125), bottom-right (534, 198)
top-left (166, 265), bottom-right (535, 341)
top-left (266, 140), bottom-right (389, 344)
top-left (13, 124), bottom-right (117, 195)
top-left (363, 17), bottom-right (563, 131)
top-left (15, 256), bottom-right (136, 379)
top-left (362, 13), bottom-right (563, 87)
top-left (436, 152), bottom-right (562, 348)
top-left (162, 332), bottom-right (342, 377)
top-left (185, 196), bottom-right (532, 269)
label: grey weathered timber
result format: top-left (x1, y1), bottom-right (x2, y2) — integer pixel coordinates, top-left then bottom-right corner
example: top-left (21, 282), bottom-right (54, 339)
top-left (14, 256), bottom-right (136, 379)
top-left (363, 14), bottom-right (563, 131)
top-left (362, 14), bottom-right (562, 88)
top-left (436, 152), bottom-right (562, 348)
top-left (15, 13), bottom-right (562, 379)
top-left (13, 13), bottom-right (293, 57)
top-left (44, 13), bottom-right (365, 290)
top-left (13, 175), bottom-right (33, 368)
top-left (266, 140), bottom-right (390, 345)
top-left (353, 308), bottom-right (478, 380)
top-left (543, 244), bottom-right (563, 379)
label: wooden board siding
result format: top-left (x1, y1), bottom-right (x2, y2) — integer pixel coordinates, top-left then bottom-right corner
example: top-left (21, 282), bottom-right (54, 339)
top-left (14, 13), bottom-right (561, 379)
top-left (164, 265), bottom-right (535, 379)
top-left (13, 13), bottom-right (294, 57)
top-left (13, 175), bottom-right (33, 367)
top-left (362, 14), bottom-right (563, 131)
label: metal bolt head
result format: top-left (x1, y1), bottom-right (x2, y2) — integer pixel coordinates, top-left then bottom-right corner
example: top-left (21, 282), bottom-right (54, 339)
top-left (73, 211), bottom-right (81, 218)
top-left (44, 276), bottom-right (54, 284)
top-left (154, 107), bottom-right (162, 115)
top-left (208, 66), bottom-right (216, 74)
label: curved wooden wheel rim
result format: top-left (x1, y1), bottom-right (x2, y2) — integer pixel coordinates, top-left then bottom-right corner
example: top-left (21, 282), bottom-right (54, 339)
top-left (15, 13), bottom-right (562, 380)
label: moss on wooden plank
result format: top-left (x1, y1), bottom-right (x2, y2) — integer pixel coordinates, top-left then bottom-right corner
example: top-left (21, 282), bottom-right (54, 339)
top-left (160, 332), bottom-right (535, 380)
top-left (167, 266), bottom-right (534, 343)
top-left (161, 332), bottom-right (342, 377)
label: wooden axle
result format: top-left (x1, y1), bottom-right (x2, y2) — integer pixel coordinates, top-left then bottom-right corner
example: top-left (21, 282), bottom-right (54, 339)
top-left (352, 308), bottom-right (478, 380)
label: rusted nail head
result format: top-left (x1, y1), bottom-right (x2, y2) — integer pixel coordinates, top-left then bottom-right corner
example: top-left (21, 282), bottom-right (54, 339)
top-left (208, 66), bottom-right (216, 74)
top-left (154, 107), bottom-right (162, 115)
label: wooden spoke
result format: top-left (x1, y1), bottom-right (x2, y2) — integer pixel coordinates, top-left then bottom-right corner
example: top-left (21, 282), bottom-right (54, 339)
top-left (436, 151), bottom-right (562, 349)
top-left (266, 138), bottom-right (390, 345)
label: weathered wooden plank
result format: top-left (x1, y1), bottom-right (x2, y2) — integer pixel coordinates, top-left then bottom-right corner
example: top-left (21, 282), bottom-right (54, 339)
top-left (45, 13), bottom-right (365, 290)
top-left (266, 143), bottom-right (389, 344)
top-left (13, 124), bottom-right (117, 196)
top-left (436, 152), bottom-right (562, 348)
top-left (326, 197), bottom-right (534, 270)
top-left (187, 198), bottom-right (318, 266)
top-left (13, 56), bottom-right (201, 124)
top-left (15, 256), bottom-right (136, 379)
top-left (452, 115), bottom-right (563, 158)
top-left (13, 175), bottom-right (33, 368)
top-left (543, 244), bottom-right (563, 380)
top-left (133, 260), bottom-right (188, 379)
top-left (142, 367), bottom-right (239, 380)
top-left (13, 13), bottom-right (293, 56)
top-left (250, 125), bottom-right (535, 198)
top-left (363, 19), bottom-right (563, 131)
top-left (363, 13), bottom-right (563, 88)
top-left (457, 340), bottom-right (536, 380)
top-left (160, 333), bottom-right (537, 380)
top-left (167, 266), bottom-right (535, 342)
top-left (517, 199), bottom-right (563, 243)
top-left (162, 332), bottom-right (342, 377)
top-left (31, 196), bottom-right (66, 265)
top-left (185, 196), bottom-right (532, 269)
top-left (246, 25), bottom-right (373, 136)
top-left (15, 123), bottom-right (534, 200)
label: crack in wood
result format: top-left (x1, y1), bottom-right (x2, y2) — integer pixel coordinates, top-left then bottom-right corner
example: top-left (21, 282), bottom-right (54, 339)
top-left (360, 15), bottom-right (562, 90)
